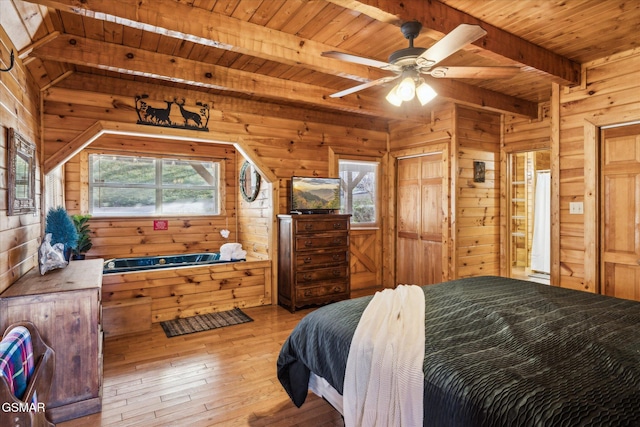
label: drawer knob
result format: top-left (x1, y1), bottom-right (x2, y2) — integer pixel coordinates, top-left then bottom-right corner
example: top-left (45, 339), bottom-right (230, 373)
top-left (304, 257), bottom-right (312, 263)
top-left (332, 253), bottom-right (341, 260)
top-left (333, 286), bottom-right (342, 293)
top-left (304, 289), bottom-right (313, 297)
top-left (304, 223), bottom-right (313, 230)
top-left (304, 240), bottom-right (313, 247)
top-left (333, 223), bottom-right (343, 229)
top-left (303, 273), bottom-right (313, 281)
top-left (332, 269), bottom-right (341, 276)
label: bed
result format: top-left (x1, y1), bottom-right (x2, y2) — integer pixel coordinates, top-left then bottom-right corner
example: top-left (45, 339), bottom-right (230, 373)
top-left (277, 276), bottom-right (640, 426)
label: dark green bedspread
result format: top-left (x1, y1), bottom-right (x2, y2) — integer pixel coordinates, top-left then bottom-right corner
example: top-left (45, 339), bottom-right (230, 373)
top-left (277, 276), bottom-right (640, 426)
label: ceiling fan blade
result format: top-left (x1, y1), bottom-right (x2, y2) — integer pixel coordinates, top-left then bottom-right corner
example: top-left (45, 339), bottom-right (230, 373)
top-left (329, 76), bottom-right (399, 98)
top-left (322, 51), bottom-right (395, 69)
top-left (416, 24), bottom-right (488, 67)
top-left (426, 66), bottom-right (520, 79)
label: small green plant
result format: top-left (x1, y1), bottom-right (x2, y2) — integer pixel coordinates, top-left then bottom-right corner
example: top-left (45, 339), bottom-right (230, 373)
top-left (71, 214), bottom-right (93, 258)
top-left (45, 207), bottom-right (78, 251)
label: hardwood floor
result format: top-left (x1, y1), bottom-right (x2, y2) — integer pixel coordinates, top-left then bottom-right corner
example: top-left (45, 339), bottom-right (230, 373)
top-left (58, 305), bottom-right (344, 427)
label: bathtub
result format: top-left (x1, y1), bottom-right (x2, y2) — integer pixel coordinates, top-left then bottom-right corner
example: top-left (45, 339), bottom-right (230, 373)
top-left (102, 252), bottom-right (245, 274)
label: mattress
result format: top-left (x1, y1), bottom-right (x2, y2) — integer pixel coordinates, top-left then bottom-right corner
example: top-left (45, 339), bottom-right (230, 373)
top-left (277, 276), bottom-right (640, 426)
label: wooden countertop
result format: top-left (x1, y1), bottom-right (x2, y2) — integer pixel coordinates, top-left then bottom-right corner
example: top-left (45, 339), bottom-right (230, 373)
top-left (1, 258), bottom-right (104, 297)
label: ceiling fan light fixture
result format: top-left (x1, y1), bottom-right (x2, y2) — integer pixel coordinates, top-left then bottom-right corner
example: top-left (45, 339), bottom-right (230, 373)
top-left (416, 80), bottom-right (437, 106)
top-left (396, 76), bottom-right (416, 101)
top-left (386, 86), bottom-right (403, 106)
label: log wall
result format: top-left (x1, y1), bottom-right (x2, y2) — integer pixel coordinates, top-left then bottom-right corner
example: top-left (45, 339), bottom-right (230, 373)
top-left (387, 103), bottom-right (501, 282)
top-left (64, 138), bottom-right (238, 260)
top-left (41, 72), bottom-right (388, 319)
top-left (0, 30), bottom-right (41, 293)
top-left (454, 105), bottom-right (502, 278)
top-left (556, 48), bottom-right (640, 292)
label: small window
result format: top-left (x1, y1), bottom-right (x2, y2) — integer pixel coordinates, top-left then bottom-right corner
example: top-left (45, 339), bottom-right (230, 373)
top-left (89, 154), bottom-right (220, 216)
top-left (339, 159), bottom-right (379, 225)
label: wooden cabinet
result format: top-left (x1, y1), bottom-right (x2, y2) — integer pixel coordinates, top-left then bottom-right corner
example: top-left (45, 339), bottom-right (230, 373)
top-left (278, 214), bottom-right (350, 312)
top-left (0, 259), bottom-right (103, 423)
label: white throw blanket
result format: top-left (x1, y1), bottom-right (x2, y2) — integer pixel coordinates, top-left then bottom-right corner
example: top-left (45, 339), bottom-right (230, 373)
top-left (343, 285), bottom-right (426, 427)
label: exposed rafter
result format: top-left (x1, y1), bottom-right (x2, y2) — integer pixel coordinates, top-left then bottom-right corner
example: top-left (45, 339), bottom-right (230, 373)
top-left (27, 0), bottom-right (537, 117)
top-left (334, 0), bottom-right (581, 86)
top-left (31, 34), bottom-right (537, 118)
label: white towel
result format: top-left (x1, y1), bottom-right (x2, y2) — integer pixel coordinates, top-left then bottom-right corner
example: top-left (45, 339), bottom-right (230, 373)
top-left (343, 285), bottom-right (425, 427)
top-left (220, 243), bottom-right (245, 261)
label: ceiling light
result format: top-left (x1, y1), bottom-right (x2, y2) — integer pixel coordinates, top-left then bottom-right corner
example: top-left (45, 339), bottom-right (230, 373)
top-left (416, 80), bottom-right (437, 106)
top-left (396, 76), bottom-right (416, 101)
top-left (385, 86), bottom-right (403, 106)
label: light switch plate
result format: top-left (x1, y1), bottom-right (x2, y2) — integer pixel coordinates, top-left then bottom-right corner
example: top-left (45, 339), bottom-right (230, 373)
top-left (569, 201), bottom-right (584, 214)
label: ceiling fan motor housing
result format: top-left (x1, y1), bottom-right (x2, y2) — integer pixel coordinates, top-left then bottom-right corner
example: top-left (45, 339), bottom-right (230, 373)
top-left (389, 21), bottom-right (429, 67)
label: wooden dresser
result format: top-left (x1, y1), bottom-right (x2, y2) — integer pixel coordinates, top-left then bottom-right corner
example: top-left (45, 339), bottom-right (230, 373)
top-left (278, 214), bottom-right (350, 312)
top-left (0, 259), bottom-right (103, 423)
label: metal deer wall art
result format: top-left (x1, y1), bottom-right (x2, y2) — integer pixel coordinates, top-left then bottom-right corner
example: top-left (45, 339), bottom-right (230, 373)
top-left (134, 95), bottom-right (210, 131)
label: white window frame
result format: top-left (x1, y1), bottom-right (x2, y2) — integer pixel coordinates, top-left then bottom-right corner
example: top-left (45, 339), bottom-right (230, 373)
top-left (88, 153), bottom-right (222, 217)
top-left (338, 158), bottom-right (380, 227)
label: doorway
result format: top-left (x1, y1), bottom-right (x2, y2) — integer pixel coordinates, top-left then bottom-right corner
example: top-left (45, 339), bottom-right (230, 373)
top-left (396, 152), bottom-right (447, 286)
top-left (508, 150), bottom-right (551, 284)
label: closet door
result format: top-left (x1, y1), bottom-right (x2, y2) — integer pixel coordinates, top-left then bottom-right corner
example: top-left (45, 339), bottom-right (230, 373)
top-left (397, 153), bottom-right (445, 286)
top-left (601, 124), bottom-right (640, 301)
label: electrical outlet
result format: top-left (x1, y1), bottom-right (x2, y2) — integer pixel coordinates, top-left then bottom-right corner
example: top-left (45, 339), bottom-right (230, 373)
top-left (569, 202), bottom-right (584, 214)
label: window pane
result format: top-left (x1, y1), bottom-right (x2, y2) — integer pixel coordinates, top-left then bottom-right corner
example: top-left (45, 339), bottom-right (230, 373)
top-left (339, 160), bottom-right (378, 224)
top-left (91, 187), bottom-right (155, 215)
top-left (162, 159), bottom-right (216, 186)
top-left (162, 189), bottom-right (216, 214)
top-left (92, 155), bottom-right (155, 185)
top-left (89, 153), bottom-right (220, 216)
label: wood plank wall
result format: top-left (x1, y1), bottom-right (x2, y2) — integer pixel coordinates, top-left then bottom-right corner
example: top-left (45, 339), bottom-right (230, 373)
top-left (557, 48), bottom-right (640, 292)
top-left (454, 106), bottom-right (501, 278)
top-left (387, 103), bottom-right (454, 285)
top-left (387, 104), bottom-right (501, 282)
top-left (63, 137), bottom-right (238, 259)
top-left (237, 156), bottom-right (271, 261)
top-left (0, 29), bottom-right (41, 293)
top-left (42, 73), bottom-right (388, 278)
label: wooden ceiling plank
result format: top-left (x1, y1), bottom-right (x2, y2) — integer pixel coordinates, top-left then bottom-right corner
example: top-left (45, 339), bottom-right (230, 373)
top-left (0, 1), bottom-right (33, 51)
top-left (28, 0), bottom-right (382, 83)
top-left (57, 9), bottom-right (85, 37)
top-left (263, 0), bottom-right (307, 30)
top-left (29, 34), bottom-right (418, 119)
top-left (43, 120), bottom-right (105, 174)
top-left (249, 0), bottom-right (288, 27)
top-left (338, 0), bottom-right (581, 86)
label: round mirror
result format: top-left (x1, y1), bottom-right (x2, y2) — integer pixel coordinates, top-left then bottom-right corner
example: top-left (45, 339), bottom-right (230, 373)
top-left (239, 161), bottom-right (261, 202)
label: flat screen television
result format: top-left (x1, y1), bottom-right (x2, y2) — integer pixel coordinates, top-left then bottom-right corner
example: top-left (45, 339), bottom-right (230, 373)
top-left (291, 176), bottom-right (341, 214)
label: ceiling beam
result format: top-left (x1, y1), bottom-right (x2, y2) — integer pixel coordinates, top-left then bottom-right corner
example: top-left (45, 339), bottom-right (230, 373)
top-left (28, 0), bottom-right (383, 83)
top-left (332, 0), bottom-right (581, 86)
top-left (31, 34), bottom-right (537, 118)
top-left (29, 34), bottom-right (425, 120)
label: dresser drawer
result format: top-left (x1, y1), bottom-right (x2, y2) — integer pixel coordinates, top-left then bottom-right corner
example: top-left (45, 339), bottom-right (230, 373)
top-left (296, 251), bottom-right (348, 268)
top-left (296, 282), bottom-right (348, 300)
top-left (296, 265), bottom-right (349, 283)
top-left (295, 234), bottom-right (348, 251)
top-left (295, 219), bottom-right (349, 234)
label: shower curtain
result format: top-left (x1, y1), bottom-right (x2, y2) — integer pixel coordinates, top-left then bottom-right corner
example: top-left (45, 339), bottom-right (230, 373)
top-left (530, 171), bottom-right (550, 274)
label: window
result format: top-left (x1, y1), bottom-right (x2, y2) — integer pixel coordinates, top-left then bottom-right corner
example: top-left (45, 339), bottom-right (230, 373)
top-left (339, 159), bottom-right (379, 225)
top-left (89, 154), bottom-right (220, 216)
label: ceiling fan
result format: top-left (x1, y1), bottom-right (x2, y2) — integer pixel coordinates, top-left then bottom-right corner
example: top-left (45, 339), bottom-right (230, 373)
top-left (322, 21), bottom-right (520, 106)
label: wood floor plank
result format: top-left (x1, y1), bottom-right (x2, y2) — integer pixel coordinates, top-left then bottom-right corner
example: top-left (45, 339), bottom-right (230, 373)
top-left (58, 305), bottom-right (344, 427)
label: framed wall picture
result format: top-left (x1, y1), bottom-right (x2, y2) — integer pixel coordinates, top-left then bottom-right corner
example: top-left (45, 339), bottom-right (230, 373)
top-left (7, 128), bottom-right (37, 215)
